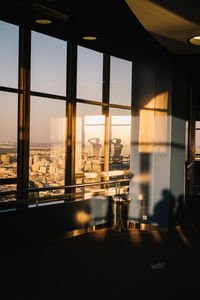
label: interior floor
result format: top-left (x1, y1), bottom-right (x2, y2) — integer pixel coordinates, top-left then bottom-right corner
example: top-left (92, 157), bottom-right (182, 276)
top-left (2, 223), bottom-right (200, 299)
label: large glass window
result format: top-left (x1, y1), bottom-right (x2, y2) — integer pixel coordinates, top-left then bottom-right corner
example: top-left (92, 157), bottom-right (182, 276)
top-left (0, 20), bottom-right (133, 206)
top-left (0, 21), bottom-right (19, 88)
top-left (109, 56), bottom-right (132, 106)
top-left (31, 31), bottom-right (67, 96)
top-left (109, 108), bottom-right (131, 171)
top-left (29, 97), bottom-right (66, 195)
top-left (76, 103), bottom-right (105, 185)
top-left (77, 46), bottom-right (103, 101)
top-left (0, 92), bottom-right (18, 180)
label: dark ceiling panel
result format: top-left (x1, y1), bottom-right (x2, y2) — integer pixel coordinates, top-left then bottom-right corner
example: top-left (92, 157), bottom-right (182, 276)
top-left (0, 0), bottom-right (170, 60)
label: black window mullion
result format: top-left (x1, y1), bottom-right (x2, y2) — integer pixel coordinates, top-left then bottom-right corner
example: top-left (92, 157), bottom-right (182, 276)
top-left (65, 43), bottom-right (77, 192)
top-left (102, 54), bottom-right (110, 181)
top-left (17, 27), bottom-right (31, 203)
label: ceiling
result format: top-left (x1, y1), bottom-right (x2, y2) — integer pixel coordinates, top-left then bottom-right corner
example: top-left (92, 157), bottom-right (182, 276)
top-left (0, 0), bottom-right (170, 60)
top-left (2, 0), bottom-right (200, 116)
top-left (1, 0), bottom-right (200, 61)
top-left (126, 0), bottom-right (200, 55)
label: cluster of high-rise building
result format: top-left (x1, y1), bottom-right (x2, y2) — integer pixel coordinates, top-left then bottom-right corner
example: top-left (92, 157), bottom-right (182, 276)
top-left (0, 152), bottom-right (17, 178)
top-left (0, 141), bottom-right (130, 198)
top-left (0, 143), bottom-right (66, 196)
top-left (29, 146), bottom-right (65, 194)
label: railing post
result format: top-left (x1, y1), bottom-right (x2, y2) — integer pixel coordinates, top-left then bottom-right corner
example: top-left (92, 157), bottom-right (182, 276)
top-left (116, 181), bottom-right (120, 194)
top-left (81, 186), bottom-right (85, 200)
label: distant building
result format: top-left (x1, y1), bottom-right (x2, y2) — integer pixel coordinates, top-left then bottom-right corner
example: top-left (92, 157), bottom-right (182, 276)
top-left (39, 166), bottom-right (46, 174)
top-left (1, 155), bottom-right (10, 164)
top-left (34, 155), bottom-right (39, 164)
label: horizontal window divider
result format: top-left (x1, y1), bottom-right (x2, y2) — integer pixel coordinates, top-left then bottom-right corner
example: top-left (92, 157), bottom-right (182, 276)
top-left (0, 86), bottom-right (22, 94)
top-left (76, 98), bottom-right (108, 106)
top-left (76, 98), bottom-right (132, 109)
top-left (0, 178), bottom-right (17, 185)
top-left (30, 90), bottom-right (68, 101)
top-left (108, 103), bottom-right (131, 109)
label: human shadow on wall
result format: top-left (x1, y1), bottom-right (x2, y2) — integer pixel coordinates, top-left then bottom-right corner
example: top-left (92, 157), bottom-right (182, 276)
top-left (151, 189), bottom-right (174, 227)
top-left (152, 189), bottom-right (185, 227)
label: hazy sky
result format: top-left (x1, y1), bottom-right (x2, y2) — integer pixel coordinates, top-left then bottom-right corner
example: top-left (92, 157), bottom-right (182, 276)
top-left (0, 20), bottom-right (132, 144)
top-left (0, 91), bottom-right (18, 143)
top-left (0, 21), bottom-right (19, 88)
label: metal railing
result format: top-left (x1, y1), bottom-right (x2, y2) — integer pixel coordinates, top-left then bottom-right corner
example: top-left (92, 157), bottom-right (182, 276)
top-left (0, 176), bottom-right (132, 210)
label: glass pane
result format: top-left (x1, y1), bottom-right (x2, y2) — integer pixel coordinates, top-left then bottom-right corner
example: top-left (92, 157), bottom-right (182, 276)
top-left (0, 92), bottom-right (18, 179)
top-left (110, 56), bottom-right (132, 106)
top-left (76, 103), bottom-right (104, 189)
top-left (0, 21), bottom-right (19, 88)
top-left (196, 121), bottom-right (200, 129)
top-left (195, 121), bottom-right (200, 157)
top-left (31, 31), bottom-right (67, 96)
top-left (29, 96), bottom-right (66, 196)
top-left (77, 46), bottom-right (103, 101)
top-left (109, 108), bottom-right (131, 172)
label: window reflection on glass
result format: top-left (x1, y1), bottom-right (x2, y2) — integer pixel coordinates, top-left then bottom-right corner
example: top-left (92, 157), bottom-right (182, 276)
top-left (195, 121), bottom-right (200, 160)
top-left (185, 120), bottom-right (189, 162)
top-left (139, 99), bottom-right (154, 153)
top-left (76, 103), bottom-right (104, 188)
top-left (31, 31), bottom-right (67, 96)
top-left (110, 56), bottom-right (132, 106)
top-left (0, 184), bottom-right (17, 202)
top-left (0, 21), bottom-right (19, 88)
top-left (139, 93), bottom-right (168, 153)
top-left (29, 97), bottom-right (66, 196)
top-left (109, 108), bottom-right (131, 171)
top-left (0, 92), bottom-right (18, 179)
top-left (77, 46), bottom-right (103, 102)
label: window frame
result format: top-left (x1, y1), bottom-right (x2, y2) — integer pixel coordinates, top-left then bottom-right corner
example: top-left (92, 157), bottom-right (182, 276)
top-left (0, 21), bottom-right (133, 205)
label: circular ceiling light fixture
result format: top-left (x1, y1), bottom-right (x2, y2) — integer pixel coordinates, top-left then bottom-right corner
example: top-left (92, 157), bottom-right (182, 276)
top-left (35, 19), bottom-right (52, 25)
top-left (188, 35), bottom-right (200, 46)
top-left (82, 36), bottom-right (97, 41)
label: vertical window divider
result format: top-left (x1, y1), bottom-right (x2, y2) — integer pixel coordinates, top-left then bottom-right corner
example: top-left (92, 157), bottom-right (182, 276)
top-left (65, 43), bottom-right (77, 196)
top-left (130, 60), bottom-right (134, 149)
top-left (102, 54), bottom-right (110, 182)
top-left (17, 27), bottom-right (31, 204)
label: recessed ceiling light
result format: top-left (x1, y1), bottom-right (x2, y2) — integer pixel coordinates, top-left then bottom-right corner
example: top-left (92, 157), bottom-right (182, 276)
top-left (35, 19), bottom-right (52, 25)
top-left (188, 35), bottom-right (200, 46)
top-left (82, 36), bottom-right (97, 41)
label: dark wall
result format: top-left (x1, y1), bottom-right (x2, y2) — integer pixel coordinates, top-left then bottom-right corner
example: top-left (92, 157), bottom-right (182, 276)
top-left (0, 196), bottom-right (111, 250)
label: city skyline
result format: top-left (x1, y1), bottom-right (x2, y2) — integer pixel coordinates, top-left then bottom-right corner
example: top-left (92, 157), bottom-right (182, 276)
top-left (0, 139), bottom-right (131, 196)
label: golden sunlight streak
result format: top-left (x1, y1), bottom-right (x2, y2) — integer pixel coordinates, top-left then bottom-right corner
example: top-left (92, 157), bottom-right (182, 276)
top-left (75, 210), bottom-right (90, 225)
top-left (139, 92), bottom-right (168, 153)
